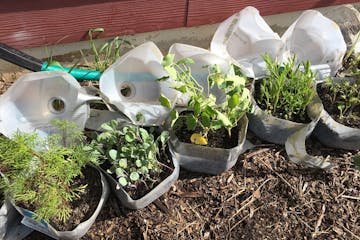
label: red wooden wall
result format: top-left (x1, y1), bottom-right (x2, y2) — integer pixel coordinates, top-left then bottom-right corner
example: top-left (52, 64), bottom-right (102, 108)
top-left (0, 0), bottom-right (357, 49)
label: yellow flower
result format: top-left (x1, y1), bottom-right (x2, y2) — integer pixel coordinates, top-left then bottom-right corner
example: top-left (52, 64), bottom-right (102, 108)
top-left (190, 133), bottom-right (208, 145)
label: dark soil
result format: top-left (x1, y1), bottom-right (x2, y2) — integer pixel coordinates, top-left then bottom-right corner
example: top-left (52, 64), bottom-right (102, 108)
top-left (254, 80), bottom-right (311, 123)
top-left (24, 166), bottom-right (102, 237)
top-left (175, 120), bottom-right (239, 149)
top-left (110, 149), bottom-right (174, 200)
top-left (81, 136), bottom-right (359, 240)
top-left (317, 83), bottom-right (360, 129)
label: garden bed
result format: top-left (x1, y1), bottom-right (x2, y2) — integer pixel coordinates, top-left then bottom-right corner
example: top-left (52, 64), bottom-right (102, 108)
top-left (24, 134), bottom-right (359, 239)
top-left (1, 5), bottom-right (359, 239)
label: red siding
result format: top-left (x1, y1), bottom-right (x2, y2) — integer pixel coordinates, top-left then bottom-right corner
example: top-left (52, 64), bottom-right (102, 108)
top-left (187, 0), bottom-right (357, 26)
top-left (0, 0), bottom-right (188, 49)
top-left (0, 0), bottom-right (357, 49)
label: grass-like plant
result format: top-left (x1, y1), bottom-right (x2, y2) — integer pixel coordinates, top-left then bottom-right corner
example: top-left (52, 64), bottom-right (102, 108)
top-left (322, 78), bottom-right (360, 119)
top-left (159, 54), bottom-right (252, 145)
top-left (0, 120), bottom-right (99, 223)
top-left (258, 54), bottom-right (316, 122)
top-left (94, 120), bottom-right (169, 187)
top-left (86, 28), bottom-right (133, 72)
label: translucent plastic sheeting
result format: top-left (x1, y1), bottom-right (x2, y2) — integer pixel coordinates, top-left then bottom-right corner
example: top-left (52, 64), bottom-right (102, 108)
top-left (0, 71), bottom-right (100, 140)
top-left (100, 42), bottom-right (179, 126)
top-left (211, 6), bottom-right (284, 79)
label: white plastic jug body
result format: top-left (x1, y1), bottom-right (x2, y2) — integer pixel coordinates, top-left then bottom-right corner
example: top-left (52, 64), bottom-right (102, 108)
top-left (282, 10), bottom-right (346, 76)
top-left (0, 71), bottom-right (97, 139)
top-left (211, 6), bottom-right (284, 78)
top-left (100, 42), bottom-right (179, 126)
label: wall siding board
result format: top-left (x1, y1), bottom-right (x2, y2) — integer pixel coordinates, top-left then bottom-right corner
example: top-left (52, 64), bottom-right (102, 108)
top-left (0, 0), bottom-right (357, 49)
top-left (0, 0), bottom-right (187, 49)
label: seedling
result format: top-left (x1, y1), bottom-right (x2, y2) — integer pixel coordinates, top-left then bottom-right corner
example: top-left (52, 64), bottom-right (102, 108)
top-left (342, 33), bottom-right (360, 78)
top-left (159, 54), bottom-right (252, 144)
top-left (322, 78), bottom-right (360, 119)
top-left (353, 154), bottom-right (360, 170)
top-left (94, 120), bottom-right (169, 187)
top-left (0, 120), bottom-right (99, 223)
top-left (86, 28), bottom-right (133, 72)
top-left (258, 54), bottom-right (316, 122)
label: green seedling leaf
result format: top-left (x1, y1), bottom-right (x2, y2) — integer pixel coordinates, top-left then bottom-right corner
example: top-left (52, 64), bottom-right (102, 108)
top-left (109, 149), bottom-right (117, 160)
top-left (201, 112), bottom-right (211, 128)
top-left (159, 94), bottom-right (172, 109)
top-left (135, 160), bottom-right (142, 167)
top-left (124, 131), bottom-right (136, 142)
top-left (162, 54), bottom-right (175, 67)
top-left (228, 93), bottom-right (240, 109)
top-left (139, 128), bottom-right (149, 140)
top-left (140, 166), bottom-right (149, 174)
top-left (118, 177), bottom-right (128, 186)
top-left (118, 159), bottom-right (127, 168)
top-left (216, 110), bottom-right (231, 127)
top-left (115, 168), bottom-right (124, 177)
top-left (159, 131), bottom-right (170, 145)
top-left (135, 112), bottom-right (145, 122)
top-left (186, 115), bottom-right (197, 131)
top-left (130, 172), bottom-right (140, 181)
top-left (100, 122), bottom-right (114, 132)
top-left (194, 100), bottom-right (201, 116)
top-left (174, 85), bottom-right (187, 93)
top-left (170, 109), bottom-right (179, 127)
top-left (176, 58), bottom-right (195, 65)
top-left (164, 66), bottom-right (177, 79)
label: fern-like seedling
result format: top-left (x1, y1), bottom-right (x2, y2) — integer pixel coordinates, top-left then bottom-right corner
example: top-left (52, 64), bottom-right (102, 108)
top-left (0, 120), bottom-right (99, 223)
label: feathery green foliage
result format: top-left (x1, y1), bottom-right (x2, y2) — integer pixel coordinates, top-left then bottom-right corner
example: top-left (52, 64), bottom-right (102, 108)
top-left (159, 54), bottom-right (252, 140)
top-left (94, 120), bottom-right (169, 187)
top-left (258, 54), bottom-right (315, 121)
top-left (0, 120), bottom-right (99, 223)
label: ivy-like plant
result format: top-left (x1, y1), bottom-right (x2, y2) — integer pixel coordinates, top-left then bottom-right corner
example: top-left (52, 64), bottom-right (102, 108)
top-left (0, 120), bottom-right (99, 223)
top-left (94, 120), bottom-right (169, 187)
top-left (322, 78), bottom-right (360, 119)
top-left (258, 54), bottom-right (316, 121)
top-left (158, 54), bottom-right (252, 145)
